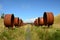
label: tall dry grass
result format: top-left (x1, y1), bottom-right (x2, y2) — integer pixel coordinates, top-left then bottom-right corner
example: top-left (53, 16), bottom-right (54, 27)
top-left (0, 14), bottom-right (60, 40)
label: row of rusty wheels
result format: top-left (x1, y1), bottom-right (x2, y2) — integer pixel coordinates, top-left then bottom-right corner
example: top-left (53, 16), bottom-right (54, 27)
top-left (34, 17), bottom-right (44, 26)
top-left (4, 14), bottom-right (24, 28)
top-left (34, 12), bottom-right (54, 27)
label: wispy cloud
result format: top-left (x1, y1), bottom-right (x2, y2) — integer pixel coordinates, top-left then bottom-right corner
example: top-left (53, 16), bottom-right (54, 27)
top-left (24, 17), bottom-right (37, 23)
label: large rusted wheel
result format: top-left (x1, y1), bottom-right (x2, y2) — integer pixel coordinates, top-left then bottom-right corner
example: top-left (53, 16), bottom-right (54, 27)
top-left (14, 17), bottom-right (19, 26)
top-left (38, 17), bottom-right (44, 26)
top-left (43, 12), bottom-right (54, 27)
top-left (4, 14), bottom-right (14, 27)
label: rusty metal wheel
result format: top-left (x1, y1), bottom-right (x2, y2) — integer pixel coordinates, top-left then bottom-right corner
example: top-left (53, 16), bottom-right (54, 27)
top-left (43, 12), bottom-right (54, 27)
top-left (19, 19), bottom-right (23, 26)
top-left (14, 17), bottom-right (19, 26)
top-left (4, 14), bottom-right (14, 27)
top-left (34, 19), bottom-right (39, 26)
top-left (38, 17), bottom-right (44, 26)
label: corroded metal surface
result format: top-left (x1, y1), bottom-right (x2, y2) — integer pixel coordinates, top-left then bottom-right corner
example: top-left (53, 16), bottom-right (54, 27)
top-left (38, 17), bottom-right (44, 26)
top-left (14, 17), bottom-right (19, 26)
top-left (43, 12), bottom-right (54, 26)
top-left (4, 14), bottom-right (14, 27)
top-left (19, 19), bottom-right (23, 26)
top-left (34, 19), bottom-right (39, 26)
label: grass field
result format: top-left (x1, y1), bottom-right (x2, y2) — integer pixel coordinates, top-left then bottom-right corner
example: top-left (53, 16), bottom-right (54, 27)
top-left (0, 14), bottom-right (60, 40)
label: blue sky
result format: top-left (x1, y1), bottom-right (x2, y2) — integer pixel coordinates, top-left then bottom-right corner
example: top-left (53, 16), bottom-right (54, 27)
top-left (0, 0), bottom-right (60, 22)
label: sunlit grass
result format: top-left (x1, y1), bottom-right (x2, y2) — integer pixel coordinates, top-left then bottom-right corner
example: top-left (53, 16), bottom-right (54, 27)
top-left (0, 18), bottom-right (25, 40)
top-left (0, 14), bottom-right (60, 40)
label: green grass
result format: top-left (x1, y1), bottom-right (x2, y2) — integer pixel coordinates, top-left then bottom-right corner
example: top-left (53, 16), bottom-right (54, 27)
top-left (0, 27), bottom-right (25, 40)
top-left (30, 15), bottom-right (60, 40)
top-left (30, 25), bottom-right (60, 40)
top-left (0, 14), bottom-right (60, 40)
top-left (0, 19), bottom-right (25, 40)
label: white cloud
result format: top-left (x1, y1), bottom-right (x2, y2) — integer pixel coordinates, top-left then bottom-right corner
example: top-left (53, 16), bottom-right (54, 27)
top-left (24, 17), bottom-right (37, 23)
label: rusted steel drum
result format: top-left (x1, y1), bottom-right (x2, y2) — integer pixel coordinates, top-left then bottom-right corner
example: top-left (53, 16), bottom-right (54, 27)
top-left (38, 17), bottom-right (44, 26)
top-left (21, 20), bottom-right (23, 26)
top-left (43, 12), bottom-right (54, 26)
top-left (38, 17), bottom-right (40, 25)
top-left (34, 19), bottom-right (38, 26)
top-left (19, 19), bottom-right (23, 26)
top-left (14, 17), bottom-right (19, 26)
top-left (4, 14), bottom-right (14, 27)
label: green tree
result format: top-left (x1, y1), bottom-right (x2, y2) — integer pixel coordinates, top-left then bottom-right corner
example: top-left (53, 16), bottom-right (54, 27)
top-left (1, 13), bottom-right (4, 19)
